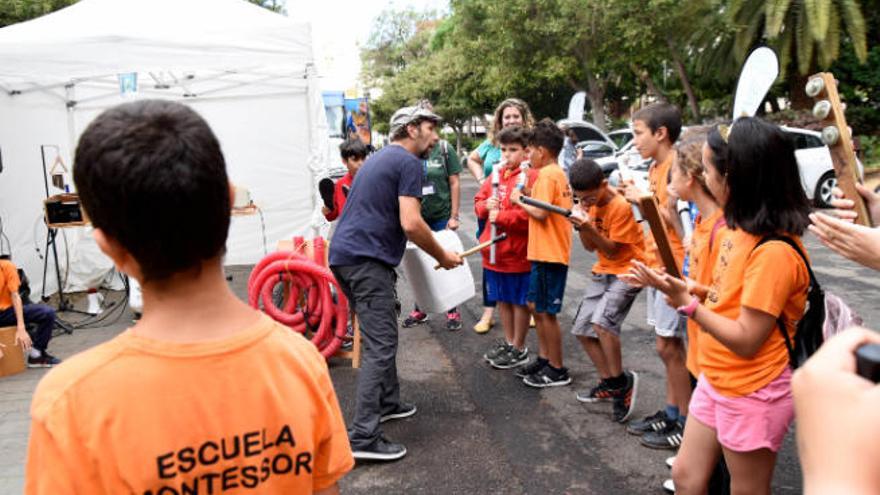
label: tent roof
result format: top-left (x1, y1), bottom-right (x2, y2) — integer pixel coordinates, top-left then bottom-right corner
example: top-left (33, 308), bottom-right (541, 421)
top-left (0, 0), bottom-right (313, 90)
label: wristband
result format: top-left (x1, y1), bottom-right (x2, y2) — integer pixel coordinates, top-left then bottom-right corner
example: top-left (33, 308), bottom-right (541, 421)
top-left (676, 297), bottom-right (699, 317)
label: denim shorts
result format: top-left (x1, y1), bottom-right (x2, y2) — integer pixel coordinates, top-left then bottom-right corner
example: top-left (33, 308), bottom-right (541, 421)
top-left (526, 262), bottom-right (568, 315)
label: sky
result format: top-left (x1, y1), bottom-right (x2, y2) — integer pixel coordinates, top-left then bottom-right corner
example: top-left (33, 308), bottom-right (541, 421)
top-left (286, 0), bottom-right (450, 92)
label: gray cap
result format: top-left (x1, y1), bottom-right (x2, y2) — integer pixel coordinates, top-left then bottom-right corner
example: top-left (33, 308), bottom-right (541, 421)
top-left (389, 105), bottom-right (441, 135)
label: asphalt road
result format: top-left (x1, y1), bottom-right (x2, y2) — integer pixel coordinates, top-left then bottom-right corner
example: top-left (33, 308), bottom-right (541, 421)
top-left (326, 174), bottom-right (880, 494)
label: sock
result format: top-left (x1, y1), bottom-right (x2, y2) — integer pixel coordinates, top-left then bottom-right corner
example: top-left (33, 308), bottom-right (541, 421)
top-left (537, 357), bottom-right (549, 365)
top-left (665, 405), bottom-right (680, 421)
top-left (29, 348), bottom-right (42, 359)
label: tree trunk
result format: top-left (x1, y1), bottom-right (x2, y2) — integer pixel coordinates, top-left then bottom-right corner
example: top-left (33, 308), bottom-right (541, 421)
top-left (788, 71), bottom-right (813, 110)
top-left (666, 37), bottom-right (700, 121)
top-left (631, 64), bottom-right (665, 101)
top-left (585, 72), bottom-right (607, 131)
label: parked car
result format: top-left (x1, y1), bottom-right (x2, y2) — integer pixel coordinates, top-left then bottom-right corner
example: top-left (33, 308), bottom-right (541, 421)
top-left (606, 125), bottom-right (863, 208)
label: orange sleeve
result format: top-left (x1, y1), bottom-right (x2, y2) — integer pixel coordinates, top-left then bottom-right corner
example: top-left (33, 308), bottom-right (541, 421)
top-left (2, 261), bottom-right (19, 293)
top-left (25, 396), bottom-right (99, 494)
top-left (740, 242), bottom-right (805, 318)
top-left (606, 199), bottom-right (643, 245)
top-left (311, 360), bottom-right (355, 490)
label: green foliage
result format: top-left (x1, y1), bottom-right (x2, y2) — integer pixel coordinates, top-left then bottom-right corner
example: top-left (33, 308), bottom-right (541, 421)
top-left (0, 0), bottom-right (78, 27)
top-left (859, 135), bottom-right (880, 169)
top-left (246, 0), bottom-right (285, 13)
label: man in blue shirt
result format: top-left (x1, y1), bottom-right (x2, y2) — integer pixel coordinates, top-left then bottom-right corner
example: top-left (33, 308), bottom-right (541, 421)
top-left (330, 104), bottom-right (463, 462)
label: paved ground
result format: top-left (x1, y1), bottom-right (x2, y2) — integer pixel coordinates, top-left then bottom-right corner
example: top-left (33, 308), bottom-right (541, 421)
top-left (2, 175), bottom-right (878, 493)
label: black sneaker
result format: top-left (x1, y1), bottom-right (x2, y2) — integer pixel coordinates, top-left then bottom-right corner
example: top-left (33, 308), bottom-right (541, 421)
top-left (514, 357), bottom-right (548, 378)
top-left (523, 365), bottom-right (572, 388)
top-left (352, 436), bottom-right (407, 462)
top-left (575, 380), bottom-right (616, 403)
top-left (27, 353), bottom-right (61, 368)
top-left (380, 402), bottom-right (417, 423)
top-left (446, 312), bottom-right (462, 331)
top-left (483, 340), bottom-right (512, 362)
top-left (611, 371), bottom-right (639, 423)
top-left (641, 419), bottom-right (684, 450)
top-left (626, 410), bottom-right (670, 436)
top-left (318, 177), bottom-right (336, 210)
top-left (402, 310), bottom-right (428, 328)
top-left (489, 346), bottom-right (529, 369)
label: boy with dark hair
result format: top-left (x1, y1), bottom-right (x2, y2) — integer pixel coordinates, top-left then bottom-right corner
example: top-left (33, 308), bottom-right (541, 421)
top-left (475, 126), bottom-right (537, 369)
top-left (510, 119), bottom-right (573, 387)
top-left (621, 102), bottom-right (691, 443)
top-left (322, 137), bottom-right (368, 222)
top-left (26, 100), bottom-right (353, 494)
top-left (567, 159), bottom-right (645, 422)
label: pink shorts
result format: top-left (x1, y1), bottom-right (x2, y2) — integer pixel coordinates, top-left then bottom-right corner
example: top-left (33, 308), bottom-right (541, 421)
top-left (689, 368), bottom-right (794, 453)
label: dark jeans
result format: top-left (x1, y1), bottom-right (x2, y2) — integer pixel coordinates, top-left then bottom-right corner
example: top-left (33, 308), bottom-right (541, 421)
top-left (331, 260), bottom-right (402, 449)
top-left (0, 303), bottom-right (55, 352)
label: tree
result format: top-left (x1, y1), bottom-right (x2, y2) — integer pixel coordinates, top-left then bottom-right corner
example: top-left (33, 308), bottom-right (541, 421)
top-left (0, 0), bottom-right (77, 27)
top-left (728, 0), bottom-right (869, 108)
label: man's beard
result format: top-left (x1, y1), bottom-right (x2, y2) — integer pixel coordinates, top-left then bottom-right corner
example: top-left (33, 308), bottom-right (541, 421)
top-left (417, 142), bottom-right (434, 159)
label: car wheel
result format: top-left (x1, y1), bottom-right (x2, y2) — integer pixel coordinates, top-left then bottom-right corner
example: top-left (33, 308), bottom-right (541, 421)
top-left (814, 171), bottom-right (837, 208)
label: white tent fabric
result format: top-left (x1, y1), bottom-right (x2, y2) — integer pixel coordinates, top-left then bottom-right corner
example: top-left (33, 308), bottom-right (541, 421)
top-left (0, 0), bottom-right (332, 297)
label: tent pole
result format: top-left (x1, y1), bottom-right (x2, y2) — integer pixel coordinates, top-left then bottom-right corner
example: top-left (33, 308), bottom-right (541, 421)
top-left (65, 83), bottom-right (77, 161)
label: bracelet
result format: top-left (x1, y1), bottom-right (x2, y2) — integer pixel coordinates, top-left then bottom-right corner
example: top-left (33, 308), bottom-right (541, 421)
top-left (676, 297), bottom-right (699, 317)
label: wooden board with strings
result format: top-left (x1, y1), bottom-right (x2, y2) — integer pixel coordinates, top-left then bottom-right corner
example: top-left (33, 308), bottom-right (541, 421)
top-left (638, 194), bottom-right (682, 279)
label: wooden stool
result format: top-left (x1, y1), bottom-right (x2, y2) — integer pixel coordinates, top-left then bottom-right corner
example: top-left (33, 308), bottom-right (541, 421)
top-left (274, 239), bottom-right (361, 368)
top-left (0, 326), bottom-right (27, 377)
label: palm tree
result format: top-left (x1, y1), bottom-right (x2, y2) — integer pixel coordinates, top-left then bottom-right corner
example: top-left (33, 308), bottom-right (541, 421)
top-left (728, 0), bottom-right (868, 108)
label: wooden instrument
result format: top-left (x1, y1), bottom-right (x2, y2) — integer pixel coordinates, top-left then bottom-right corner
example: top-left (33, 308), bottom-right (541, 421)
top-left (638, 194), bottom-right (682, 279)
top-left (434, 233), bottom-right (508, 270)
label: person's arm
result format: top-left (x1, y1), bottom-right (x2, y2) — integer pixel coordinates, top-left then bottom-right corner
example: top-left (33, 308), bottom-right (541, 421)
top-left (447, 174), bottom-right (461, 230)
top-left (827, 183), bottom-right (880, 225)
top-left (400, 196), bottom-right (462, 269)
top-left (466, 149), bottom-right (486, 183)
top-left (474, 179), bottom-right (492, 220)
top-left (11, 291), bottom-right (32, 352)
top-left (809, 212), bottom-right (880, 271)
top-left (509, 189), bottom-right (549, 220)
top-left (793, 326), bottom-right (880, 495)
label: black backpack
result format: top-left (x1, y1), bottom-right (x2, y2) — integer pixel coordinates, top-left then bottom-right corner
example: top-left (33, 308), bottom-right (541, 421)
top-left (753, 235), bottom-right (824, 368)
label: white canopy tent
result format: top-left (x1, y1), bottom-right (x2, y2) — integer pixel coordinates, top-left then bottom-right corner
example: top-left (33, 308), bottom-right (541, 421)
top-left (0, 0), bottom-right (332, 297)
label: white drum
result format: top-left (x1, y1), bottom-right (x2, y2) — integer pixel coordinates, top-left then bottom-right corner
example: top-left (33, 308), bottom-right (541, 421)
top-left (401, 229), bottom-right (475, 313)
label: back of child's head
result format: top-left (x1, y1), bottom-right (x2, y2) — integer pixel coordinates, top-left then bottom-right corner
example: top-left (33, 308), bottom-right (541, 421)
top-left (74, 99), bottom-right (230, 282)
top-left (339, 138), bottom-right (368, 161)
top-left (674, 126), bottom-right (713, 198)
top-left (527, 118), bottom-right (564, 157)
top-left (632, 102), bottom-right (682, 144)
top-left (496, 126), bottom-right (528, 148)
top-left (722, 117), bottom-right (811, 236)
top-left (568, 158), bottom-right (604, 191)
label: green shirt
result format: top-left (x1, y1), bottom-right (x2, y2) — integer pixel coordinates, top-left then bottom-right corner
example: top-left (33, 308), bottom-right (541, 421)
top-left (421, 140), bottom-right (462, 223)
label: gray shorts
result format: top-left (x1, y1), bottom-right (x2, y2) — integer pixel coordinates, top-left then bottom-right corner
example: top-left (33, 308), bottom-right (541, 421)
top-left (572, 273), bottom-right (641, 337)
top-left (646, 287), bottom-right (686, 338)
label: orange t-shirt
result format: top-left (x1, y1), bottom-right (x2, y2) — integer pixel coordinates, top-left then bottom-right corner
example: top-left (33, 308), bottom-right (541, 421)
top-left (644, 155), bottom-right (685, 270)
top-left (587, 190), bottom-right (646, 275)
top-left (684, 208), bottom-right (726, 376)
top-left (0, 259), bottom-right (20, 311)
top-left (527, 163), bottom-right (573, 264)
top-left (25, 315), bottom-right (354, 494)
top-left (698, 230), bottom-right (810, 397)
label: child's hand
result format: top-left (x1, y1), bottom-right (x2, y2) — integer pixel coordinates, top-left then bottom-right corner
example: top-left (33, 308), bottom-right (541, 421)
top-left (488, 209), bottom-right (499, 223)
top-left (486, 197), bottom-right (500, 211)
top-left (510, 189), bottom-right (522, 205)
top-left (809, 212), bottom-right (880, 271)
top-left (828, 184), bottom-right (880, 225)
top-left (620, 179), bottom-right (644, 204)
top-left (568, 205), bottom-right (588, 228)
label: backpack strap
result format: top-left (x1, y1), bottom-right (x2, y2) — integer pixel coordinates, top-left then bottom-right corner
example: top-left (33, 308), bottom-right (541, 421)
top-left (708, 216), bottom-right (726, 251)
top-left (441, 140), bottom-right (450, 177)
top-left (752, 235), bottom-right (819, 365)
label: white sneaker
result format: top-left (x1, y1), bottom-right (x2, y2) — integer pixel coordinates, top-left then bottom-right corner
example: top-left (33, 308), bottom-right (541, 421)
top-left (662, 478), bottom-right (675, 493)
top-left (665, 455), bottom-right (676, 469)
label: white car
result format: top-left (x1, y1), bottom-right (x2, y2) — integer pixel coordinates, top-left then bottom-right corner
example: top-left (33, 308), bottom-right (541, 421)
top-left (606, 125), bottom-right (861, 208)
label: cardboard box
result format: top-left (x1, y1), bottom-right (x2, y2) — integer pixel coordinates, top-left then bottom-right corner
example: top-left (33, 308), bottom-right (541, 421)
top-left (0, 326), bottom-right (26, 377)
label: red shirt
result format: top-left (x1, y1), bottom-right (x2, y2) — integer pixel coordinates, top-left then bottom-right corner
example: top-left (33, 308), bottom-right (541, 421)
top-left (323, 173), bottom-right (353, 222)
top-left (474, 166), bottom-right (538, 273)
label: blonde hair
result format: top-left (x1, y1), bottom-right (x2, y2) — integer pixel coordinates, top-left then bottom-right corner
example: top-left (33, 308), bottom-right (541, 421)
top-left (674, 126), bottom-right (713, 199)
top-left (489, 98), bottom-right (534, 144)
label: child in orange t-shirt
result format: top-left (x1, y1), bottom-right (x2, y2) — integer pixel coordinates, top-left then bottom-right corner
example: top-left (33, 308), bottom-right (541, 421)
top-left (630, 118), bottom-right (812, 494)
top-left (25, 100), bottom-right (353, 495)
top-left (475, 126), bottom-right (537, 369)
top-left (510, 119), bottom-right (573, 388)
top-left (566, 159), bottom-right (645, 423)
top-left (620, 103), bottom-right (691, 445)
